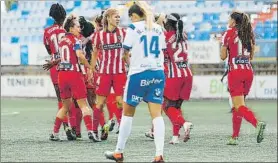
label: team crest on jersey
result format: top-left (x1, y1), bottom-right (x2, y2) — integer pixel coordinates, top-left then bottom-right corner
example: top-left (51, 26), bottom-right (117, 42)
top-left (117, 35), bottom-right (121, 41)
top-left (154, 88), bottom-right (162, 97)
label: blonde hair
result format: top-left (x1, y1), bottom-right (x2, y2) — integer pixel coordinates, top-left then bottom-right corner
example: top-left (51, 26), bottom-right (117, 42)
top-left (102, 8), bottom-right (119, 31)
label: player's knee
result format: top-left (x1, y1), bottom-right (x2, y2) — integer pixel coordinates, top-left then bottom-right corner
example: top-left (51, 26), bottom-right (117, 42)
top-left (81, 106), bottom-right (92, 116)
top-left (176, 99), bottom-right (183, 108)
top-left (163, 98), bottom-right (179, 111)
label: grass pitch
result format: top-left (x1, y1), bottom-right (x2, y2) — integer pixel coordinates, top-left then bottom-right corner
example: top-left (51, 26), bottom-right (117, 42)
top-left (1, 98), bottom-right (277, 162)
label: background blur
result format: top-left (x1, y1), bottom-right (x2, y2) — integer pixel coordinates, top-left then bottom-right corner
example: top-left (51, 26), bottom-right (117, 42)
top-left (1, 0), bottom-right (277, 99)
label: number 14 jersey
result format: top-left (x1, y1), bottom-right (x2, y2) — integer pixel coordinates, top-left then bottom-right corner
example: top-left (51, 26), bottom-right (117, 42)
top-left (123, 21), bottom-right (166, 76)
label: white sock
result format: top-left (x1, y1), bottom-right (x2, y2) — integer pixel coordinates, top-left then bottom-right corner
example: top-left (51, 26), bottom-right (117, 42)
top-left (115, 115), bottom-right (133, 153)
top-left (153, 116), bottom-right (165, 157)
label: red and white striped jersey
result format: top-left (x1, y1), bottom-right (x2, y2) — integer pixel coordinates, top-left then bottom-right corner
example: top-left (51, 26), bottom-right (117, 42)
top-left (43, 24), bottom-right (66, 61)
top-left (92, 28), bottom-right (126, 74)
top-left (58, 33), bottom-right (83, 72)
top-left (164, 31), bottom-right (191, 78)
top-left (222, 27), bottom-right (253, 71)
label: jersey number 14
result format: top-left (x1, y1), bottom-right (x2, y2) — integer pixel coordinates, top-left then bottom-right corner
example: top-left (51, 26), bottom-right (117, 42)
top-left (140, 35), bottom-right (160, 58)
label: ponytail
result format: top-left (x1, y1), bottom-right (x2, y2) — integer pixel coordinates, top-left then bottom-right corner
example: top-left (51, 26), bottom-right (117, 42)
top-left (176, 19), bottom-right (184, 43)
top-left (231, 12), bottom-right (253, 51)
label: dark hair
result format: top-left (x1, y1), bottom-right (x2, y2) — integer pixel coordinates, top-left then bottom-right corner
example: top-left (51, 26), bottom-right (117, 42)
top-left (49, 3), bottom-right (66, 25)
top-left (79, 16), bottom-right (95, 37)
top-left (128, 4), bottom-right (144, 17)
top-left (63, 15), bottom-right (78, 32)
top-left (231, 12), bottom-right (254, 50)
top-left (165, 13), bottom-right (184, 44)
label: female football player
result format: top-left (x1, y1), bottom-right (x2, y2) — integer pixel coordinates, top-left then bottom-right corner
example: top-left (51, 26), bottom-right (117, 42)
top-left (221, 11), bottom-right (266, 145)
top-left (105, 2), bottom-right (166, 162)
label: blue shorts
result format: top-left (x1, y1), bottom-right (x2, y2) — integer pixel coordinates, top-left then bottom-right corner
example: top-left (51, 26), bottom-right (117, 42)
top-left (123, 70), bottom-right (165, 107)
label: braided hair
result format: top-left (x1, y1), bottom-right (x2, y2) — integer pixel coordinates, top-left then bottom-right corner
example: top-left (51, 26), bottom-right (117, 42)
top-left (165, 13), bottom-right (185, 45)
top-left (49, 3), bottom-right (66, 25)
top-left (230, 12), bottom-right (254, 51)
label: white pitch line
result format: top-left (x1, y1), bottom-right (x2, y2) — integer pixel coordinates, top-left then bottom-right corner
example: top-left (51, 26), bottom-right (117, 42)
top-left (1, 112), bottom-right (20, 116)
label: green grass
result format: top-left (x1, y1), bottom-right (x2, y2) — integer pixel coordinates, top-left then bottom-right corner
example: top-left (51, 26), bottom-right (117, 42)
top-left (1, 98), bottom-right (277, 162)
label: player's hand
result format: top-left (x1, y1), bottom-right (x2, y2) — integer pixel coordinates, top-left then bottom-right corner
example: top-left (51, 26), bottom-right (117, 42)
top-left (43, 60), bottom-right (54, 71)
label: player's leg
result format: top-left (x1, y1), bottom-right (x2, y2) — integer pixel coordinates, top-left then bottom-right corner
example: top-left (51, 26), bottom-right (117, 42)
top-left (50, 97), bottom-right (72, 141)
top-left (228, 70), bottom-right (265, 145)
top-left (163, 78), bottom-right (183, 144)
top-left (94, 74), bottom-right (112, 141)
top-left (106, 93), bottom-right (117, 131)
top-left (144, 70), bottom-right (165, 162)
top-left (105, 72), bottom-right (143, 162)
top-left (71, 99), bottom-right (82, 140)
top-left (71, 72), bottom-right (96, 140)
top-left (113, 73), bottom-right (127, 134)
top-left (179, 70), bottom-right (194, 142)
top-left (50, 72), bottom-right (74, 141)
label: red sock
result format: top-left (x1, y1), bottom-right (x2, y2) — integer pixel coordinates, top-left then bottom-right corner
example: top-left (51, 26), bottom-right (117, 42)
top-left (106, 95), bottom-right (116, 120)
top-left (165, 107), bottom-right (180, 136)
top-left (93, 108), bottom-right (101, 131)
top-left (83, 115), bottom-right (93, 131)
top-left (69, 103), bottom-right (77, 128)
top-left (53, 117), bottom-right (63, 133)
top-left (76, 108), bottom-right (82, 135)
top-left (173, 124), bottom-right (180, 136)
top-left (232, 107), bottom-right (242, 138)
top-left (116, 108), bottom-right (123, 125)
top-left (99, 111), bottom-right (105, 127)
top-left (176, 109), bottom-right (186, 126)
top-left (238, 105), bottom-right (258, 127)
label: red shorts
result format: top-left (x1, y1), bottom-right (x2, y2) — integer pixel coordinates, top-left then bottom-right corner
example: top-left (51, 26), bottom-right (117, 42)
top-left (96, 73), bottom-right (126, 96)
top-left (228, 69), bottom-right (253, 97)
top-left (58, 71), bottom-right (87, 100)
top-left (164, 68), bottom-right (193, 101)
top-left (50, 66), bottom-right (58, 84)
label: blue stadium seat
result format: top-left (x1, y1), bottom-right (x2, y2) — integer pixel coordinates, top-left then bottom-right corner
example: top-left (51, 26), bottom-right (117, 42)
top-left (74, 0), bottom-right (82, 7)
top-left (11, 36), bottom-right (19, 43)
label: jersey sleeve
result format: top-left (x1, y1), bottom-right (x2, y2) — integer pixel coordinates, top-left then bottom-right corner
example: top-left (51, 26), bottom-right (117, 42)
top-left (123, 24), bottom-right (136, 50)
top-left (73, 39), bottom-right (82, 51)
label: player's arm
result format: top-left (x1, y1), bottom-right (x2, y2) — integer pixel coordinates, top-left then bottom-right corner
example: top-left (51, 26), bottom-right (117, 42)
top-left (76, 49), bottom-right (90, 68)
top-left (90, 32), bottom-right (100, 71)
top-left (122, 24), bottom-right (136, 65)
top-left (90, 47), bottom-right (98, 71)
top-left (220, 46), bottom-right (228, 60)
top-left (220, 31), bottom-right (228, 61)
top-left (74, 40), bottom-right (90, 68)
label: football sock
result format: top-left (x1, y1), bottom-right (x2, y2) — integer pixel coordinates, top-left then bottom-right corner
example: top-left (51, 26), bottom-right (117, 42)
top-left (153, 116), bottom-right (165, 157)
top-left (238, 105), bottom-right (258, 127)
top-left (53, 117), bottom-right (63, 133)
top-left (232, 107), bottom-right (242, 138)
top-left (115, 115), bottom-right (133, 153)
top-left (93, 108), bottom-right (101, 131)
top-left (100, 111), bottom-right (105, 127)
top-left (83, 114), bottom-right (93, 131)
